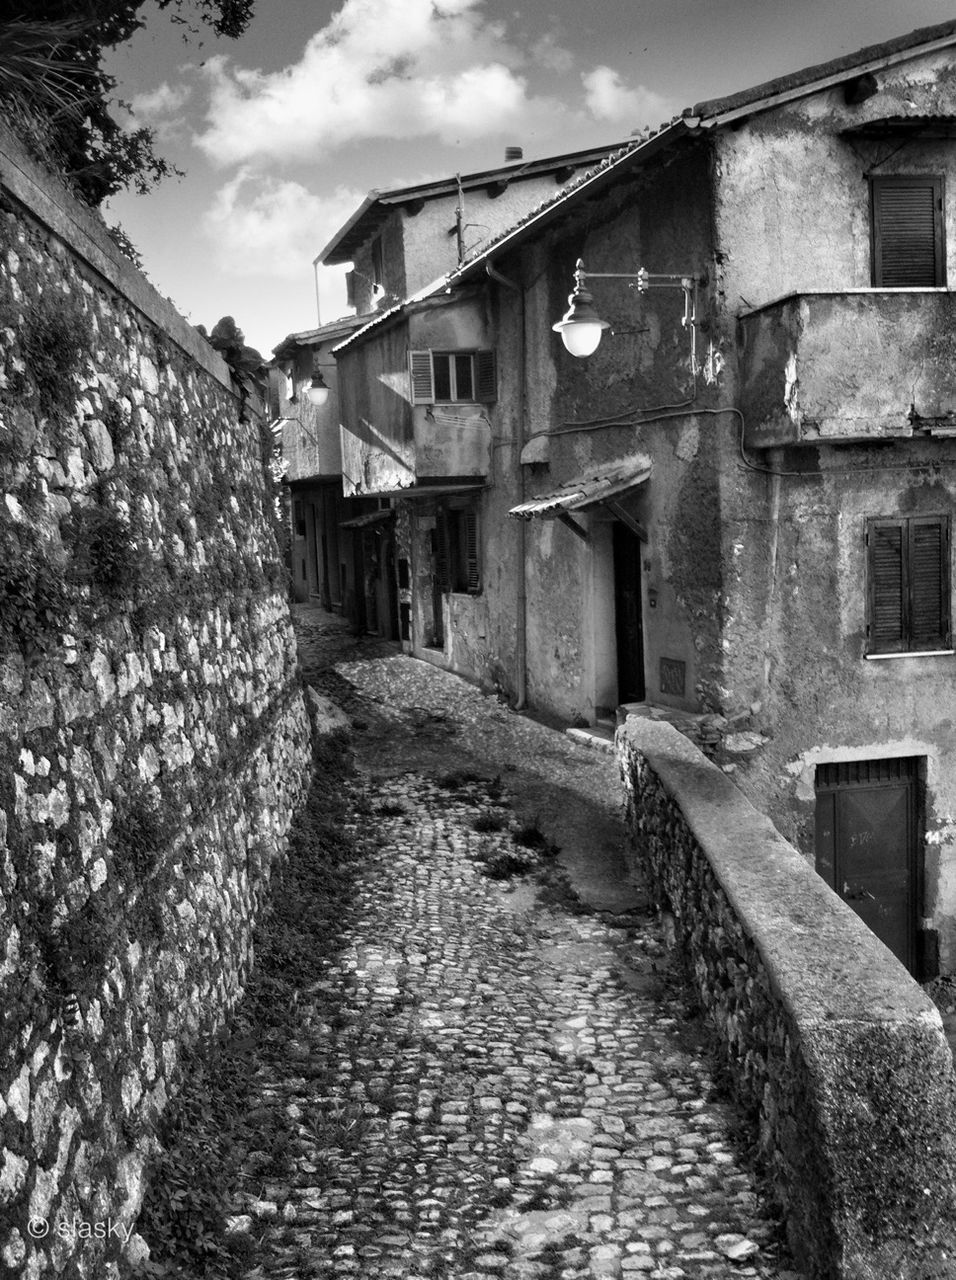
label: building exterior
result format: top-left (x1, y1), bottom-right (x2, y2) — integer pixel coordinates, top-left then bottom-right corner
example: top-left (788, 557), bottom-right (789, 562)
top-left (277, 144), bottom-right (627, 633)
top-left (317, 144), bottom-right (627, 315)
top-left (273, 315), bottom-right (397, 635)
top-left (332, 18), bottom-right (956, 978)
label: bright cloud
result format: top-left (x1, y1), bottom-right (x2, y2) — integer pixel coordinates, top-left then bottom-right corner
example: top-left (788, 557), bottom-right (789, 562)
top-left (582, 66), bottom-right (671, 128)
top-left (130, 81), bottom-right (192, 119)
top-left (203, 171), bottom-right (364, 282)
top-left (194, 0), bottom-right (568, 166)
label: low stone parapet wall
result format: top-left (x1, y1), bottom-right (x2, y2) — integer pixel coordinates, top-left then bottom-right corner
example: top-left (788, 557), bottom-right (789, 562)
top-left (617, 716), bottom-right (956, 1280)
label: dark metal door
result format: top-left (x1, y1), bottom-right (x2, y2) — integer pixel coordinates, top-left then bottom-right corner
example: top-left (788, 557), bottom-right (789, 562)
top-left (613, 523), bottom-right (645, 702)
top-left (815, 758), bottom-right (919, 974)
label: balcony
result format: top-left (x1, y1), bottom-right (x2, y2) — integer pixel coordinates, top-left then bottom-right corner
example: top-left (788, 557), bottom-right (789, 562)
top-left (340, 404), bottom-right (490, 496)
top-left (738, 290), bottom-right (956, 448)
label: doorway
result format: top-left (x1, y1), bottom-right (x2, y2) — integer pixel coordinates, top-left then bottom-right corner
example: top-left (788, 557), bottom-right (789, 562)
top-left (613, 522), bottom-right (645, 703)
top-left (815, 757), bottom-right (921, 975)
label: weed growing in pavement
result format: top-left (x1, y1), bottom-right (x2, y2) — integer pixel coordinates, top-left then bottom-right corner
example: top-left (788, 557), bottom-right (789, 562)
top-left (471, 811), bottom-right (508, 833)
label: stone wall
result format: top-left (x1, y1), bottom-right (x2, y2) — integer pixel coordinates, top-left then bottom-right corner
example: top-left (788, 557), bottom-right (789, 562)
top-left (0, 124), bottom-right (311, 1276)
top-left (618, 715), bottom-right (956, 1280)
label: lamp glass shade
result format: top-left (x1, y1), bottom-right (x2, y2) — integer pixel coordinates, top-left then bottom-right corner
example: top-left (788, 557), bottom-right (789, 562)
top-left (552, 284), bottom-right (610, 358)
top-left (306, 374), bottom-right (330, 406)
top-left (556, 319), bottom-right (607, 357)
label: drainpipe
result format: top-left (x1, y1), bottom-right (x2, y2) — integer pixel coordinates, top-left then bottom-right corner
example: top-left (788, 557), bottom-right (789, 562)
top-left (486, 260), bottom-right (527, 709)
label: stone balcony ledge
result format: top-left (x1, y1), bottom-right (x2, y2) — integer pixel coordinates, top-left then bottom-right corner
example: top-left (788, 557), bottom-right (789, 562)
top-left (737, 288), bottom-right (956, 448)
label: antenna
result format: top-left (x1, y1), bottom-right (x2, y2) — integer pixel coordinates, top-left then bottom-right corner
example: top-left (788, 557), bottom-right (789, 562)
top-left (455, 173), bottom-right (465, 266)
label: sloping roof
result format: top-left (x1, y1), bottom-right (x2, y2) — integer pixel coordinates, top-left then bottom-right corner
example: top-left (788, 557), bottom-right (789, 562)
top-left (446, 23), bottom-right (956, 291)
top-left (335, 20), bottom-right (956, 353)
top-left (690, 19), bottom-right (956, 121)
top-left (318, 143), bottom-right (626, 265)
top-left (271, 312), bottom-right (373, 359)
top-left (510, 456), bottom-right (652, 519)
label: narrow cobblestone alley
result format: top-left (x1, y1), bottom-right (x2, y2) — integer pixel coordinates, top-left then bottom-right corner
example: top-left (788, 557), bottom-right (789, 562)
top-left (197, 608), bottom-right (803, 1280)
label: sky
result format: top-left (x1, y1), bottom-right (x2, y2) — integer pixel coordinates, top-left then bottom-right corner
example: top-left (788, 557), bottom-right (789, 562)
top-left (104, 0), bottom-right (956, 358)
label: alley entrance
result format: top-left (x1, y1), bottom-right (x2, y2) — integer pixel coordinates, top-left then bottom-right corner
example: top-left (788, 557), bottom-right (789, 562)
top-left (814, 757), bottom-right (920, 974)
top-left (613, 522), bottom-right (645, 703)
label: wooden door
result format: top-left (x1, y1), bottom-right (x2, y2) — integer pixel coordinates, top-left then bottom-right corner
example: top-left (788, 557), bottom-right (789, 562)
top-left (815, 758), bottom-right (920, 974)
top-left (613, 523), bottom-right (645, 703)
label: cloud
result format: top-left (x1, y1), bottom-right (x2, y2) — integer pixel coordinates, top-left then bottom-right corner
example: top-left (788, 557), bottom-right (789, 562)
top-left (203, 171), bottom-right (364, 281)
top-left (130, 81), bottom-right (192, 119)
top-left (582, 66), bottom-right (671, 128)
top-left (194, 0), bottom-right (568, 166)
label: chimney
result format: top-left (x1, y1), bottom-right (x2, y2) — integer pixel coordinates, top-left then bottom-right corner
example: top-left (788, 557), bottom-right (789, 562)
top-left (505, 146), bottom-right (523, 163)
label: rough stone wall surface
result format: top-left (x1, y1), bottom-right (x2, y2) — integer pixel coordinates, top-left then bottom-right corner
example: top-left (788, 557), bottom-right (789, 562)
top-left (0, 148), bottom-right (311, 1276)
top-left (618, 717), bottom-right (956, 1280)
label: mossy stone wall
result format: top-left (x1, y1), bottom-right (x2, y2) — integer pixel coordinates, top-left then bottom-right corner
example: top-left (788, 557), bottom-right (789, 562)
top-left (0, 124), bottom-right (311, 1277)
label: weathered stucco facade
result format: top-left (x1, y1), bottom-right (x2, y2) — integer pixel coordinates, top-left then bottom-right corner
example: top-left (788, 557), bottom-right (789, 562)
top-left (333, 21), bottom-right (956, 980)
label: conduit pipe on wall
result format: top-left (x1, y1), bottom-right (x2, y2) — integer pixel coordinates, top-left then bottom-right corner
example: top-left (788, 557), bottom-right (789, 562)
top-left (486, 259), bottom-right (528, 710)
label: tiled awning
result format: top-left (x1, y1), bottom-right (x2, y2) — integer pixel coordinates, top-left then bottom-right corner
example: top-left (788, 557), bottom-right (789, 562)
top-left (509, 455), bottom-right (652, 519)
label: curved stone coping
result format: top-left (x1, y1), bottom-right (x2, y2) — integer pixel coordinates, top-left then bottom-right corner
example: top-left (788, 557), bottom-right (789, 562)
top-left (0, 121), bottom-right (232, 390)
top-left (618, 716), bottom-right (939, 1030)
top-left (617, 715), bottom-right (956, 1279)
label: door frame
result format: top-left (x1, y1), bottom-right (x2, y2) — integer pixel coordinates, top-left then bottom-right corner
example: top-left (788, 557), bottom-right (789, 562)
top-left (814, 756), bottom-right (923, 976)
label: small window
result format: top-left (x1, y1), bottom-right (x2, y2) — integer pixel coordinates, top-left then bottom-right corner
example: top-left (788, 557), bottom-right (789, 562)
top-left (436, 502), bottom-right (480, 595)
top-left (866, 515), bottom-right (951, 653)
top-left (293, 501), bottom-right (306, 538)
top-left (870, 176), bottom-right (945, 286)
top-left (408, 350), bottom-right (496, 405)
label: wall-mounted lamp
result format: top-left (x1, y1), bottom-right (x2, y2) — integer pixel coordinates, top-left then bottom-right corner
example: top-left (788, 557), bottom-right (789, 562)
top-left (306, 369), bottom-right (330, 407)
top-left (553, 258), bottom-right (704, 363)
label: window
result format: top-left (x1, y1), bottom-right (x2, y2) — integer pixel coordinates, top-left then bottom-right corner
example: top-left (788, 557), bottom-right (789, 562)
top-left (866, 515), bottom-right (951, 654)
top-left (408, 350), bottom-right (497, 404)
top-left (870, 176), bottom-right (945, 286)
top-left (436, 502), bottom-right (480, 595)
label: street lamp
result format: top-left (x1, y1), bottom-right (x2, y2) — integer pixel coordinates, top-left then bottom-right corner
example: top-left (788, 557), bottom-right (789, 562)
top-left (553, 258), bottom-right (703, 363)
top-left (306, 369), bottom-right (330, 407)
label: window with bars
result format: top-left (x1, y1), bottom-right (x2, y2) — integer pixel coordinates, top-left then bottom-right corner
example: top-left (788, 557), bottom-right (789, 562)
top-left (866, 515), bottom-right (951, 654)
top-left (408, 350), bottom-right (497, 404)
top-left (870, 176), bottom-right (945, 287)
top-left (435, 502), bottom-right (480, 595)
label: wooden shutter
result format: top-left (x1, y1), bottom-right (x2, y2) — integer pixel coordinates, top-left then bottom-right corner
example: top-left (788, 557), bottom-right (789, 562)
top-left (871, 177), bottom-right (944, 287)
top-left (409, 351), bottom-right (434, 404)
top-left (909, 516), bottom-right (950, 649)
top-left (463, 508), bottom-right (480, 593)
top-left (435, 509), bottom-right (451, 593)
top-left (868, 515), bottom-right (951, 652)
top-left (868, 519), bottom-right (905, 652)
top-left (475, 349), bottom-right (497, 403)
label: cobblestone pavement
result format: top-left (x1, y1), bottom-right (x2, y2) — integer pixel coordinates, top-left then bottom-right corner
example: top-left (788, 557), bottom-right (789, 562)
top-left (229, 608), bottom-right (802, 1280)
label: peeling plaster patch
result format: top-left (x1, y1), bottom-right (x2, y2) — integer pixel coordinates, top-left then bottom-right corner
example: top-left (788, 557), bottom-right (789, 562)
top-left (674, 420), bottom-right (700, 462)
top-left (702, 342), bottom-right (724, 386)
top-left (786, 739), bottom-right (938, 803)
top-left (784, 350), bottom-right (799, 421)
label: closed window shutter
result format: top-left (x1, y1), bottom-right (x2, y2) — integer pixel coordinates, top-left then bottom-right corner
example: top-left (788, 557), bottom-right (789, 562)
top-left (475, 349), bottom-right (497, 402)
top-left (435, 510), bottom-right (451, 593)
top-left (909, 516), bottom-right (950, 648)
top-left (409, 350), bottom-right (435, 403)
top-left (872, 178), bottom-right (944, 286)
top-left (464, 509), bottom-right (480, 593)
top-left (868, 515), bottom-right (951, 652)
top-left (869, 520), bottom-right (905, 652)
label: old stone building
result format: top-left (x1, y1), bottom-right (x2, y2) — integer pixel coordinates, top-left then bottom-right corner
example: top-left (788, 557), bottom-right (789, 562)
top-left (331, 18), bottom-right (956, 979)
